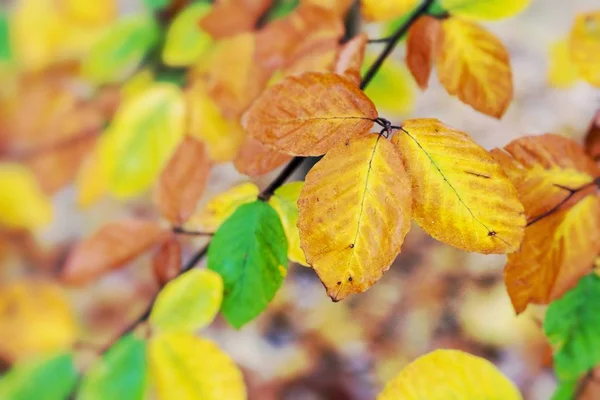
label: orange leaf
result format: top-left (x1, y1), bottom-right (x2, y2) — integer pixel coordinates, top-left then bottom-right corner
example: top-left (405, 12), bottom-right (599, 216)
top-left (406, 16), bottom-right (441, 90)
top-left (243, 72), bottom-right (378, 156)
top-left (304, 0), bottom-right (353, 17)
top-left (199, 0), bottom-right (271, 39)
top-left (283, 38), bottom-right (338, 77)
top-left (335, 33), bottom-right (368, 86)
top-left (152, 236), bottom-right (182, 287)
top-left (585, 109), bottom-right (600, 160)
top-left (436, 18), bottom-right (513, 118)
top-left (62, 219), bottom-right (169, 285)
top-left (233, 136), bottom-right (292, 177)
top-left (155, 136), bottom-right (211, 226)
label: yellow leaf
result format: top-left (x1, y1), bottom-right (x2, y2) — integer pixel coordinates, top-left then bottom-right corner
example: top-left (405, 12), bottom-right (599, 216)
top-left (392, 119), bottom-right (525, 254)
top-left (100, 83), bottom-right (186, 198)
top-left (150, 269), bottom-right (223, 333)
top-left (60, 0), bottom-right (116, 26)
top-left (0, 280), bottom-right (77, 361)
top-left (360, 0), bottom-right (419, 22)
top-left (569, 11), bottom-right (600, 87)
top-left (269, 181), bottom-right (308, 266)
top-left (548, 39), bottom-right (579, 88)
top-left (298, 133), bottom-right (412, 301)
top-left (162, 2), bottom-right (213, 67)
top-left (0, 163), bottom-right (52, 229)
top-left (148, 332), bottom-right (246, 400)
top-left (436, 17), bottom-right (513, 118)
top-left (440, 0), bottom-right (531, 21)
top-left (190, 182), bottom-right (259, 231)
top-left (121, 68), bottom-right (155, 101)
top-left (378, 349), bottom-right (522, 399)
top-left (363, 55), bottom-right (415, 116)
top-left (75, 137), bottom-right (109, 208)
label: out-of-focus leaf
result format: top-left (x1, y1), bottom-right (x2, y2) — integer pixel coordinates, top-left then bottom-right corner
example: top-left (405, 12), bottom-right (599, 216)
top-left (334, 33), bottom-right (368, 86)
top-left (78, 334), bottom-right (146, 400)
top-left (244, 72), bottom-right (377, 156)
top-left (208, 201), bottom-right (288, 328)
top-left (282, 38), bottom-right (338, 77)
top-left (569, 11), bottom-right (600, 87)
top-left (377, 349), bottom-right (522, 399)
top-left (0, 163), bottom-right (52, 230)
top-left (75, 139), bottom-right (109, 208)
top-left (148, 332), bottom-right (246, 400)
top-left (298, 133), bottom-right (412, 301)
top-left (152, 236), bottom-right (182, 286)
top-left (304, 0), bottom-right (352, 16)
top-left (163, 3), bottom-right (213, 67)
top-left (0, 11), bottom-right (10, 61)
top-left (548, 39), bottom-right (578, 88)
top-left (0, 281), bottom-right (77, 361)
top-left (584, 109), bottom-right (600, 160)
top-left (233, 136), bottom-right (291, 176)
top-left (360, 0), bottom-right (419, 22)
top-left (406, 15), bottom-right (441, 89)
top-left (199, 0), bottom-right (271, 39)
top-left (269, 181), bottom-right (308, 266)
top-left (150, 269), bottom-right (223, 332)
top-left (267, 0), bottom-right (299, 21)
top-left (143, 0), bottom-right (170, 11)
top-left (82, 15), bottom-right (160, 84)
top-left (121, 68), bottom-right (155, 100)
top-left (60, 0), bottom-right (117, 25)
top-left (362, 55), bottom-right (415, 115)
top-left (62, 219), bottom-right (168, 285)
top-left (439, 0), bottom-right (531, 20)
top-left (0, 353), bottom-right (78, 400)
top-left (551, 380), bottom-right (578, 400)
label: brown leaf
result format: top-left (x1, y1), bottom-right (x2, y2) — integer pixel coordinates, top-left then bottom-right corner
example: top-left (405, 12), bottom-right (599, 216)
top-left (155, 136), bottom-right (211, 225)
top-left (152, 236), bottom-right (182, 286)
top-left (243, 72), bottom-right (378, 156)
top-left (584, 109), bottom-right (600, 160)
top-left (335, 33), bottom-right (368, 86)
top-left (283, 38), bottom-right (338, 77)
top-left (62, 219), bottom-right (169, 285)
top-left (406, 16), bottom-right (441, 90)
top-left (233, 136), bottom-right (292, 176)
top-left (199, 0), bottom-right (271, 39)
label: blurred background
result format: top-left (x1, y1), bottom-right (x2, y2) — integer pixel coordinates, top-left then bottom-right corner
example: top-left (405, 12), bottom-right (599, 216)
top-left (1, 0), bottom-right (599, 399)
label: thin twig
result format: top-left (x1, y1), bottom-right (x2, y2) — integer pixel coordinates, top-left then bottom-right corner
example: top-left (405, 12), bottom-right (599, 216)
top-left (172, 227), bottom-right (214, 236)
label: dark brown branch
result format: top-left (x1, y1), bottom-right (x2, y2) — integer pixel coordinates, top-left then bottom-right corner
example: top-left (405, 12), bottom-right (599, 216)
top-left (172, 227), bottom-right (214, 236)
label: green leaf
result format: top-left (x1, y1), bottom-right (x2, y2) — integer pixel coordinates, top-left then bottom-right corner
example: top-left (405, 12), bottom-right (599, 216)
top-left (77, 334), bottom-right (146, 400)
top-left (551, 379), bottom-right (578, 400)
top-left (0, 11), bottom-right (10, 62)
top-left (267, 0), bottom-right (299, 21)
top-left (150, 269), bottom-right (223, 332)
top-left (0, 352), bottom-right (78, 400)
top-left (162, 2), bottom-right (213, 67)
top-left (143, 0), bottom-right (171, 11)
top-left (544, 274), bottom-right (600, 381)
top-left (82, 15), bottom-right (160, 84)
top-left (208, 201), bottom-right (288, 328)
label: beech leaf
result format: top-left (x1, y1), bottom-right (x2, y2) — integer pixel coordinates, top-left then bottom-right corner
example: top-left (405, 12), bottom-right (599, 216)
top-left (162, 2), bottom-right (213, 67)
top-left (440, 0), bottom-right (531, 21)
top-left (568, 11), bottom-right (600, 87)
top-left (334, 32), bottom-right (368, 86)
top-left (406, 15), bottom-right (441, 90)
top-left (152, 237), bottom-right (182, 287)
top-left (360, 0), bottom-right (419, 22)
top-left (233, 136), bottom-right (292, 177)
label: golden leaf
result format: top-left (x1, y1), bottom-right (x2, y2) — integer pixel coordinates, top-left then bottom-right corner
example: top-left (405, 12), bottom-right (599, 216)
top-left (440, 0), bottom-right (531, 21)
top-left (548, 39), bottom-right (579, 88)
top-left (360, 0), bottom-right (419, 22)
top-left (569, 11), bottom-right (600, 87)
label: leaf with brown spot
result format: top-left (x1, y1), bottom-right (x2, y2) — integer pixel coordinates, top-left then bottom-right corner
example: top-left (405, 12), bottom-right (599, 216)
top-left (233, 136), bottom-right (292, 177)
top-left (406, 16), bottom-right (441, 90)
top-left (335, 33), bottom-right (368, 86)
top-left (152, 236), bottom-right (182, 287)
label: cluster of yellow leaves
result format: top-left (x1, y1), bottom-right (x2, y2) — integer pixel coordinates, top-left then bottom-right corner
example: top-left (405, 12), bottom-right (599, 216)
top-left (548, 10), bottom-right (600, 88)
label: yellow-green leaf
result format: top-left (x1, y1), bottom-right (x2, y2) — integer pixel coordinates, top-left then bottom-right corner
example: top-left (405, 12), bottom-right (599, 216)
top-left (362, 55), bottom-right (415, 116)
top-left (150, 269), bottom-right (223, 333)
top-left (360, 0), bottom-right (418, 22)
top-left (148, 332), bottom-right (246, 400)
top-left (439, 0), bottom-right (531, 21)
top-left (268, 181), bottom-right (308, 266)
top-left (378, 349), bottom-right (522, 399)
top-left (392, 119), bottom-right (525, 254)
top-left (0, 163), bottom-right (52, 229)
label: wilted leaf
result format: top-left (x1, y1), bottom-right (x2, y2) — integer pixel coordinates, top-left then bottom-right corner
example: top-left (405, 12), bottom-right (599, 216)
top-left (362, 55), bottom-right (415, 115)
top-left (244, 72), bottom-right (377, 156)
top-left (190, 182), bottom-right (259, 231)
top-left (544, 274), bottom-right (600, 380)
top-left (0, 163), bottom-right (52, 230)
top-left (148, 332), bottom-right (245, 400)
top-left (0, 281), bottom-right (77, 361)
top-left (62, 219), bottom-right (168, 285)
top-left (78, 334), bottom-right (146, 400)
top-left (155, 136), bottom-right (211, 225)
top-left (150, 269), bottom-right (223, 333)
top-left (199, 0), bottom-right (271, 39)
top-left (208, 201), bottom-right (288, 327)
top-left (569, 11), bottom-right (600, 87)
top-left (360, 0), bottom-right (418, 22)
top-left (440, 0), bottom-right (531, 20)
top-left (436, 17), bottom-right (513, 118)
top-left (0, 353), bottom-right (77, 400)
top-left (152, 237), bottom-right (182, 287)
top-left (233, 136), bottom-right (292, 177)
top-left (82, 14), bottom-right (160, 84)
top-left (269, 181), bottom-right (308, 266)
top-left (335, 33), bottom-right (368, 86)
top-left (548, 39), bottom-right (579, 88)
top-left (378, 349), bottom-right (522, 399)
top-left (585, 110), bottom-right (600, 160)
top-left (406, 15), bottom-right (441, 89)
top-left (162, 2), bottom-right (213, 67)
top-left (298, 133), bottom-right (412, 301)
top-left (393, 119), bottom-right (525, 253)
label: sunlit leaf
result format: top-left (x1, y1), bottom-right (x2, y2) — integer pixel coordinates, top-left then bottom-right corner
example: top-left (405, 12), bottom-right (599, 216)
top-left (62, 219), bottom-right (168, 285)
top-left (439, 0), bottom-right (531, 20)
top-left (152, 236), bottom-right (182, 286)
top-left (569, 11), bottom-right (600, 87)
top-left (269, 181), bottom-right (308, 266)
top-left (190, 183), bottom-right (259, 231)
top-left (436, 17), bottom-right (513, 118)
top-left (208, 201), bottom-right (288, 328)
top-left (378, 349), bottom-right (522, 399)
top-left (548, 39), bottom-right (578, 88)
top-left (406, 15), bottom-right (441, 89)
top-left (0, 353), bottom-right (77, 400)
top-left (362, 55), bottom-right (415, 116)
top-left (150, 269), bottom-right (223, 332)
top-left (334, 33), bottom-right (368, 86)
top-left (78, 334), bottom-right (146, 400)
top-left (233, 136), bottom-right (292, 177)
top-left (60, 0), bottom-right (117, 25)
top-left (148, 332), bottom-right (246, 400)
top-left (393, 119), bottom-right (525, 253)
top-left (162, 2), bottom-right (213, 67)
top-left (298, 133), bottom-right (412, 301)
top-left (360, 0), bottom-right (419, 22)
top-left (0, 163), bottom-right (52, 229)
top-left (244, 72), bottom-right (377, 156)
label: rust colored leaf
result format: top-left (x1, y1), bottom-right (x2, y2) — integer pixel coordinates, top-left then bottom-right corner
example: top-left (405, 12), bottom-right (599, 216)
top-left (199, 0), bottom-right (271, 39)
top-left (233, 136), bottom-right (292, 177)
top-left (335, 33), bottom-right (368, 86)
top-left (584, 109), bottom-right (600, 160)
top-left (155, 136), bottom-right (211, 226)
top-left (152, 236), bottom-right (182, 287)
top-left (62, 219), bottom-right (169, 285)
top-left (406, 16), bottom-right (441, 90)
top-left (283, 38), bottom-right (338, 77)
top-left (243, 72), bottom-right (378, 156)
